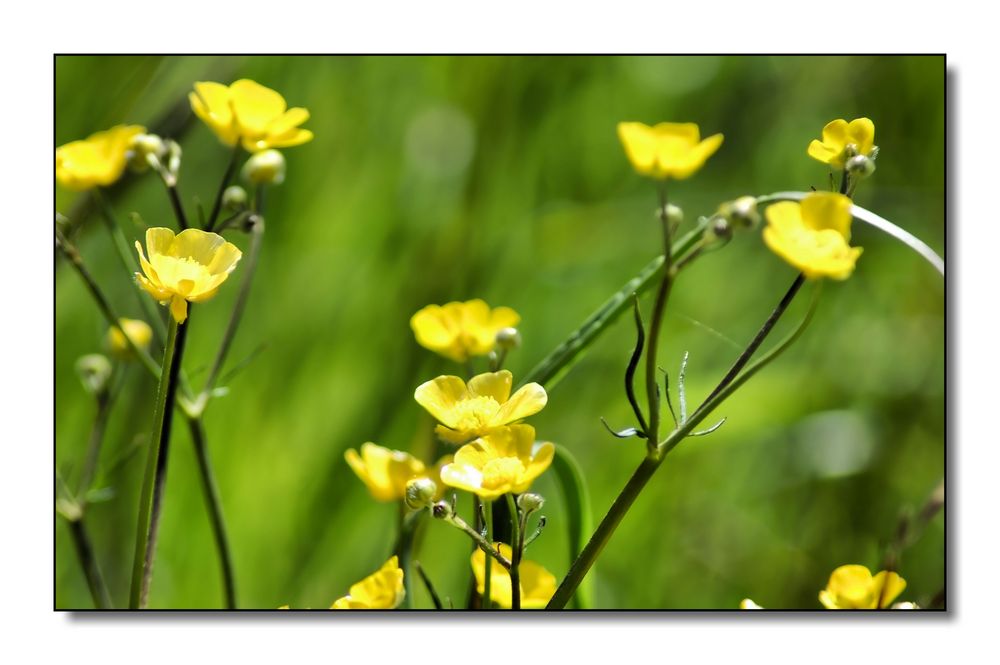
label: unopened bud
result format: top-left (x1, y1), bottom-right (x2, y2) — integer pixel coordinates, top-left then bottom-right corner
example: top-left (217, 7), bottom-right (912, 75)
top-left (431, 500), bottom-right (454, 520)
top-left (845, 154), bottom-right (876, 178)
top-left (495, 327), bottom-right (521, 351)
top-left (891, 601), bottom-right (920, 610)
top-left (127, 133), bottom-right (166, 173)
top-left (517, 492), bottom-right (545, 513)
top-left (222, 185), bottom-right (248, 211)
top-left (166, 140), bottom-right (182, 176)
top-left (242, 149), bottom-right (286, 186)
top-left (657, 203), bottom-right (684, 228)
top-left (105, 318), bottom-right (153, 360)
top-left (76, 354), bottom-right (112, 397)
top-left (717, 196), bottom-right (760, 229)
top-left (405, 478), bottom-right (437, 510)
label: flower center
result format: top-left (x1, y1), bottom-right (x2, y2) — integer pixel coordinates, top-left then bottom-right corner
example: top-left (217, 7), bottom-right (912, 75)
top-left (151, 255), bottom-right (212, 294)
top-left (481, 457), bottom-right (525, 490)
top-left (449, 396), bottom-right (501, 432)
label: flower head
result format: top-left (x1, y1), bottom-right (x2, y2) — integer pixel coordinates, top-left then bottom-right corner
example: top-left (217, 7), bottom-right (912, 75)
top-left (106, 318), bottom-right (153, 360)
top-left (410, 299), bottom-right (520, 363)
top-left (331, 556), bottom-right (405, 610)
top-left (56, 125), bottom-right (145, 191)
top-left (344, 442), bottom-right (451, 503)
top-left (440, 424), bottom-right (553, 500)
top-left (471, 543), bottom-right (556, 609)
top-left (762, 192), bottom-right (863, 280)
top-left (189, 79), bottom-right (313, 153)
top-left (414, 370), bottom-right (547, 444)
top-left (819, 564), bottom-right (906, 609)
top-left (617, 121), bottom-right (723, 180)
top-left (134, 227), bottom-right (242, 324)
top-left (807, 118), bottom-right (876, 169)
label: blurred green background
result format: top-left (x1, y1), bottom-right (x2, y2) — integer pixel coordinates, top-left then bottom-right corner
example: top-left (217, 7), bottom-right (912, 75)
top-left (55, 55), bottom-right (945, 610)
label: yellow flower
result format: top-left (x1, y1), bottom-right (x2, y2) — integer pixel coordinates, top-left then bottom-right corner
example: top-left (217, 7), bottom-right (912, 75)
top-left (807, 118), bottom-right (876, 168)
top-left (440, 424), bottom-right (553, 500)
top-left (471, 543), bottom-right (556, 609)
top-left (55, 125), bottom-right (145, 191)
top-left (819, 565), bottom-right (906, 609)
top-left (189, 79), bottom-right (313, 153)
top-left (331, 556), bottom-right (405, 610)
top-left (410, 299), bottom-right (520, 363)
top-left (134, 227), bottom-right (242, 324)
top-left (617, 121), bottom-right (723, 180)
top-left (105, 318), bottom-right (153, 360)
top-left (762, 192), bottom-right (863, 280)
top-left (414, 370), bottom-right (547, 444)
top-left (344, 443), bottom-right (451, 503)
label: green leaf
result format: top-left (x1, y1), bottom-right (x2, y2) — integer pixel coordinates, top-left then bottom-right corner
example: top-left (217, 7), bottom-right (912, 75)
top-left (550, 444), bottom-right (594, 609)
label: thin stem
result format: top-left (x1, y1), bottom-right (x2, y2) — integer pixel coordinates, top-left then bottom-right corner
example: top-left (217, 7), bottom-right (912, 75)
top-left (413, 561), bottom-right (443, 610)
top-left (435, 507), bottom-right (511, 570)
top-left (201, 217), bottom-right (264, 404)
top-left (643, 184), bottom-right (674, 456)
top-left (186, 417), bottom-right (237, 609)
top-left (205, 144), bottom-right (242, 232)
top-left (483, 503), bottom-right (493, 609)
top-left (697, 274), bottom-right (805, 409)
top-left (506, 493), bottom-right (521, 610)
top-left (55, 231), bottom-right (162, 381)
top-left (67, 518), bottom-right (112, 609)
top-left (77, 391), bottom-right (113, 499)
top-left (129, 314), bottom-right (189, 609)
top-left (393, 504), bottom-right (419, 610)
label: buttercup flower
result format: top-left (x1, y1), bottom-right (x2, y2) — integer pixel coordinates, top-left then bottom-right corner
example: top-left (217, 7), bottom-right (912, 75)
top-left (762, 192), bottom-right (863, 280)
top-left (414, 370), bottom-right (547, 444)
top-left (410, 299), bottom-right (520, 363)
top-left (807, 118), bottom-right (876, 169)
top-left (56, 125), bottom-right (146, 191)
top-left (617, 121), bottom-right (723, 180)
top-left (331, 556), bottom-right (405, 610)
top-left (189, 79), bottom-right (313, 152)
top-left (471, 543), bottom-right (557, 609)
top-left (440, 424), bottom-right (553, 500)
top-left (819, 564), bottom-right (906, 609)
top-left (106, 318), bottom-right (153, 360)
top-left (134, 227), bottom-right (242, 324)
top-left (344, 442), bottom-right (451, 503)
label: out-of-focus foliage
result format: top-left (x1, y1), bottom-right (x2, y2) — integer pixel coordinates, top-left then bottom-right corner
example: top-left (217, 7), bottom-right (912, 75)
top-left (55, 55), bottom-right (944, 609)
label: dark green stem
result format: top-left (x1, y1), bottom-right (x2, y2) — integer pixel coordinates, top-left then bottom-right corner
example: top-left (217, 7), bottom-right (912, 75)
top-left (78, 392), bottom-right (113, 500)
top-left (643, 184), bottom-right (674, 455)
top-left (205, 145), bottom-right (242, 232)
top-left (129, 314), bottom-right (189, 609)
top-left (482, 503), bottom-right (493, 609)
top-left (506, 493), bottom-right (521, 610)
top-left (186, 417), bottom-right (238, 609)
top-left (68, 517), bottom-right (113, 609)
top-left (393, 504), bottom-right (419, 609)
top-left (413, 561), bottom-right (443, 609)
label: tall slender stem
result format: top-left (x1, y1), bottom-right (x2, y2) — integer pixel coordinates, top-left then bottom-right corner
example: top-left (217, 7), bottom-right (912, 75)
top-left (129, 314), bottom-right (189, 609)
top-left (643, 186), bottom-right (674, 455)
top-left (78, 391), bottom-right (113, 499)
top-left (186, 417), bottom-right (238, 609)
top-left (505, 493), bottom-right (521, 610)
top-left (483, 503), bottom-right (493, 609)
top-left (205, 145), bottom-right (242, 232)
top-left (68, 517), bottom-right (112, 609)
top-left (393, 504), bottom-right (418, 610)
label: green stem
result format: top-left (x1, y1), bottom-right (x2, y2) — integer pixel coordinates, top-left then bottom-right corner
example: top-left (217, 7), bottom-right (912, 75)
top-left (77, 391), bottom-right (113, 500)
top-left (546, 282), bottom-right (819, 609)
top-left (205, 145), bottom-right (242, 232)
top-left (186, 417), bottom-right (238, 609)
top-left (129, 314), bottom-right (189, 609)
top-left (394, 504), bottom-right (418, 609)
top-left (68, 517), bottom-right (113, 609)
top-left (643, 184), bottom-right (674, 455)
top-left (413, 561), bottom-right (443, 610)
top-left (506, 493), bottom-right (521, 610)
top-left (483, 503), bottom-right (493, 609)
top-left (518, 218), bottom-right (706, 390)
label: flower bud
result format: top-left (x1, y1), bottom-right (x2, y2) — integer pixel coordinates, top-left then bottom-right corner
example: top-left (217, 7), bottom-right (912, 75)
top-left (431, 500), bottom-right (454, 520)
top-left (495, 327), bottom-right (522, 351)
top-left (127, 133), bottom-right (166, 173)
top-left (405, 478), bottom-right (438, 510)
top-left (222, 185), bottom-right (248, 211)
top-left (845, 154), bottom-right (876, 179)
top-left (739, 598), bottom-right (763, 610)
top-left (717, 195), bottom-right (760, 229)
top-left (657, 203), bottom-right (684, 228)
top-left (76, 354), bottom-right (112, 397)
top-left (517, 492), bottom-right (545, 513)
top-left (105, 318), bottom-right (152, 360)
top-left (890, 601), bottom-right (920, 610)
top-left (166, 140), bottom-right (182, 176)
top-left (242, 149), bottom-right (286, 186)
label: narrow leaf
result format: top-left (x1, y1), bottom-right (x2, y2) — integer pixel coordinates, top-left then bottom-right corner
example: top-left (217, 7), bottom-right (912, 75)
top-left (550, 444), bottom-right (594, 609)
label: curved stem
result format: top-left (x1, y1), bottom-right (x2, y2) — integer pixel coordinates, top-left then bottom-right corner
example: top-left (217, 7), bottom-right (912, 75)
top-left (77, 391), bottom-right (113, 500)
top-left (68, 517), bottom-right (112, 609)
top-left (483, 503), bottom-right (493, 609)
top-left (186, 417), bottom-right (238, 609)
top-left (643, 184), bottom-right (674, 455)
top-left (205, 145), bottom-right (242, 232)
top-left (506, 493), bottom-right (521, 610)
top-left (129, 314), bottom-right (189, 609)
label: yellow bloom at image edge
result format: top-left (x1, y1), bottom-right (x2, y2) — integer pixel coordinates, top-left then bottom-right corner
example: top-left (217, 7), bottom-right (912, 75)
top-left (190, 79), bottom-right (313, 152)
top-left (134, 227), bottom-right (242, 324)
top-left (807, 118), bottom-right (876, 168)
top-left (471, 543), bottom-right (556, 609)
top-left (56, 125), bottom-right (145, 190)
top-left (763, 192), bottom-right (862, 280)
top-left (617, 121), bottom-right (723, 180)
top-left (331, 556), bottom-right (405, 610)
top-left (410, 299), bottom-right (520, 363)
top-left (819, 564), bottom-right (906, 609)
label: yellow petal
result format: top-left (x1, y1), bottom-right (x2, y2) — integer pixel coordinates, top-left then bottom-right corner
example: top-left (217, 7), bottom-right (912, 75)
top-left (265, 107), bottom-right (310, 137)
top-left (230, 79), bottom-right (287, 134)
top-left (169, 295), bottom-right (188, 324)
top-left (872, 570), bottom-right (907, 608)
top-left (467, 370), bottom-right (513, 404)
top-left (807, 139), bottom-right (841, 164)
top-left (145, 227), bottom-right (176, 259)
top-left (667, 133), bottom-right (724, 179)
top-left (652, 122), bottom-right (700, 143)
top-left (847, 117), bottom-right (875, 155)
top-left (800, 192), bottom-right (853, 240)
top-left (820, 119), bottom-right (849, 148)
top-left (518, 558), bottom-right (557, 608)
top-left (493, 383), bottom-right (547, 425)
top-left (414, 376), bottom-right (468, 428)
top-left (617, 122), bottom-right (659, 176)
top-left (517, 441), bottom-right (554, 491)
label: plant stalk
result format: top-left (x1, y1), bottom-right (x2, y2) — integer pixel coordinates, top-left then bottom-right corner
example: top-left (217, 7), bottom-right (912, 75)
top-left (506, 493), bottom-right (521, 610)
top-left (68, 517), bottom-right (113, 609)
top-left (205, 145), bottom-right (242, 232)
